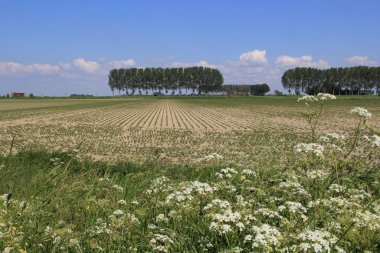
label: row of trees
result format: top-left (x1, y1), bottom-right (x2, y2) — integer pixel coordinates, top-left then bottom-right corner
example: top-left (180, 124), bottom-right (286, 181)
top-left (108, 67), bottom-right (224, 95)
top-left (223, 84), bottom-right (270, 96)
top-left (282, 66), bottom-right (380, 95)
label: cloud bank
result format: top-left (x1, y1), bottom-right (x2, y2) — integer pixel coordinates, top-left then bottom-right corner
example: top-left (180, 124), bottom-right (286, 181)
top-left (345, 55), bottom-right (377, 66)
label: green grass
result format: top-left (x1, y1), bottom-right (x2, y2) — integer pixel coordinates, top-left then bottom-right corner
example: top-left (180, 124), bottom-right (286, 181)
top-left (1, 95), bottom-right (380, 252)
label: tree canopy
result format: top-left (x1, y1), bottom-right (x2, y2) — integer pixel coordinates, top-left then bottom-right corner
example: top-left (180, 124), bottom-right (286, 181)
top-left (108, 67), bottom-right (224, 95)
top-left (222, 84), bottom-right (271, 96)
top-left (250, 84), bottom-right (270, 96)
top-left (282, 66), bottom-right (380, 95)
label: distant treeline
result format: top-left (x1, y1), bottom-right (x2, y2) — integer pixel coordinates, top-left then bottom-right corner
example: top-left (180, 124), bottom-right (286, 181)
top-left (282, 66), bottom-right (380, 95)
top-left (108, 67), bottom-right (224, 95)
top-left (222, 84), bottom-right (270, 96)
top-left (70, 94), bottom-right (94, 98)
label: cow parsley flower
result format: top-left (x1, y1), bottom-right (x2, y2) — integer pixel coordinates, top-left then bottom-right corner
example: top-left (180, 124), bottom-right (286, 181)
top-left (117, 199), bottom-right (127, 205)
top-left (198, 153), bottom-right (223, 161)
top-left (146, 176), bottom-right (171, 195)
top-left (364, 134), bottom-right (380, 148)
top-left (317, 93), bottom-right (336, 100)
top-left (112, 209), bottom-right (124, 216)
top-left (241, 168), bottom-right (256, 176)
top-left (112, 184), bottom-right (124, 192)
top-left (127, 213), bottom-right (140, 224)
top-left (351, 107), bottom-right (372, 119)
top-left (165, 181), bottom-right (215, 204)
top-left (216, 167), bottom-right (238, 179)
top-left (320, 133), bottom-right (345, 144)
top-left (203, 199), bottom-right (231, 212)
top-left (294, 143), bottom-right (324, 156)
top-left (149, 233), bottom-right (174, 253)
top-left (295, 229), bottom-right (343, 253)
top-left (297, 95), bottom-right (319, 103)
top-left (297, 93), bottom-right (335, 104)
top-left (251, 224), bottom-right (282, 249)
top-left (353, 210), bottom-right (380, 231)
top-left (156, 214), bottom-right (169, 223)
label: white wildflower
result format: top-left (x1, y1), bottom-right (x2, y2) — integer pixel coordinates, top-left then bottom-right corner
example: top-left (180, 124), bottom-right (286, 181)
top-left (251, 224), bottom-right (282, 248)
top-left (294, 143), bottom-right (324, 156)
top-left (112, 209), bottom-right (124, 216)
top-left (306, 170), bottom-right (329, 180)
top-left (117, 199), bottom-right (127, 205)
top-left (156, 214), bottom-right (169, 223)
top-left (297, 95), bottom-right (319, 103)
top-left (203, 199), bottom-right (231, 212)
top-left (244, 234), bottom-right (253, 242)
top-left (328, 184), bottom-right (346, 194)
top-left (149, 233), bottom-right (174, 252)
top-left (241, 168), bottom-right (256, 176)
top-left (3, 247), bottom-right (12, 253)
top-left (236, 222), bottom-right (245, 231)
top-left (353, 210), bottom-right (380, 231)
top-left (280, 201), bottom-right (307, 214)
top-left (148, 224), bottom-right (157, 230)
top-left (69, 238), bottom-right (80, 247)
top-left (165, 181), bottom-right (215, 204)
top-left (198, 153), bottom-right (223, 162)
top-left (146, 176), bottom-right (171, 195)
top-left (112, 184), bottom-right (124, 192)
top-left (366, 134), bottom-right (380, 148)
top-left (317, 93), bottom-right (336, 100)
top-left (296, 229), bottom-right (342, 253)
top-left (351, 107), bottom-right (372, 119)
top-left (127, 213), bottom-right (140, 224)
top-left (216, 167), bottom-right (238, 179)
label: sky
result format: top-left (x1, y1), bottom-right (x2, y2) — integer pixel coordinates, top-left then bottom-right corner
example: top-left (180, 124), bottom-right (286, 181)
top-left (0, 0), bottom-right (379, 96)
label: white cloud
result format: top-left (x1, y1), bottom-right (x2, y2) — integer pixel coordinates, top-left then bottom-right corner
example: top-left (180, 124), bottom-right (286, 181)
top-left (239, 50), bottom-right (268, 64)
top-left (196, 60), bottom-right (216, 68)
top-left (0, 58), bottom-right (137, 77)
top-left (72, 58), bottom-right (101, 73)
top-left (275, 55), bottom-right (329, 69)
top-left (109, 59), bottom-right (136, 68)
top-left (0, 62), bottom-right (60, 75)
top-left (345, 55), bottom-right (377, 66)
top-left (171, 60), bottom-right (216, 68)
top-left (24, 64), bottom-right (60, 74)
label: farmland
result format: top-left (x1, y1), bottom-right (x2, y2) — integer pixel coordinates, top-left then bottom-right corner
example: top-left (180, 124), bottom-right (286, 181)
top-left (1, 95), bottom-right (380, 252)
top-left (1, 96), bottom-right (379, 163)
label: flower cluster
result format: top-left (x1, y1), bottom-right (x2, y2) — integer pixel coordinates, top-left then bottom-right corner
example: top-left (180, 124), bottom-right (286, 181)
top-left (351, 107), bottom-right (372, 119)
top-left (297, 93), bottom-right (336, 104)
top-left (294, 143), bottom-right (324, 156)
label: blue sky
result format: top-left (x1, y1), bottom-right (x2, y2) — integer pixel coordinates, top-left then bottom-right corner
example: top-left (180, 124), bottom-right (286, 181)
top-left (0, 0), bottom-right (379, 95)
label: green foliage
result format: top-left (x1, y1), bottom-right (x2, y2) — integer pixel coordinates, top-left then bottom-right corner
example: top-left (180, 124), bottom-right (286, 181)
top-left (250, 83), bottom-right (270, 96)
top-left (222, 84), bottom-right (271, 96)
top-left (274, 90), bottom-right (284, 96)
top-left (108, 67), bottom-right (224, 96)
top-left (282, 66), bottom-right (380, 95)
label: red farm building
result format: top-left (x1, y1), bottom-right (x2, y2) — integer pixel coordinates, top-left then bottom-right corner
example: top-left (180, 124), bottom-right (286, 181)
top-left (11, 92), bottom-right (25, 97)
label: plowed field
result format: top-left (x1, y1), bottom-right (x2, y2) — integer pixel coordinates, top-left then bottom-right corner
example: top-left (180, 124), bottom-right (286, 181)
top-left (1, 97), bottom-right (379, 162)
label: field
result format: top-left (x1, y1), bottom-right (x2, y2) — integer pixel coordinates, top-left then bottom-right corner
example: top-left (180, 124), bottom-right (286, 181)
top-left (1, 96), bottom-right (379, 163)
top-left (1, 95), bottom-right (380, 252)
